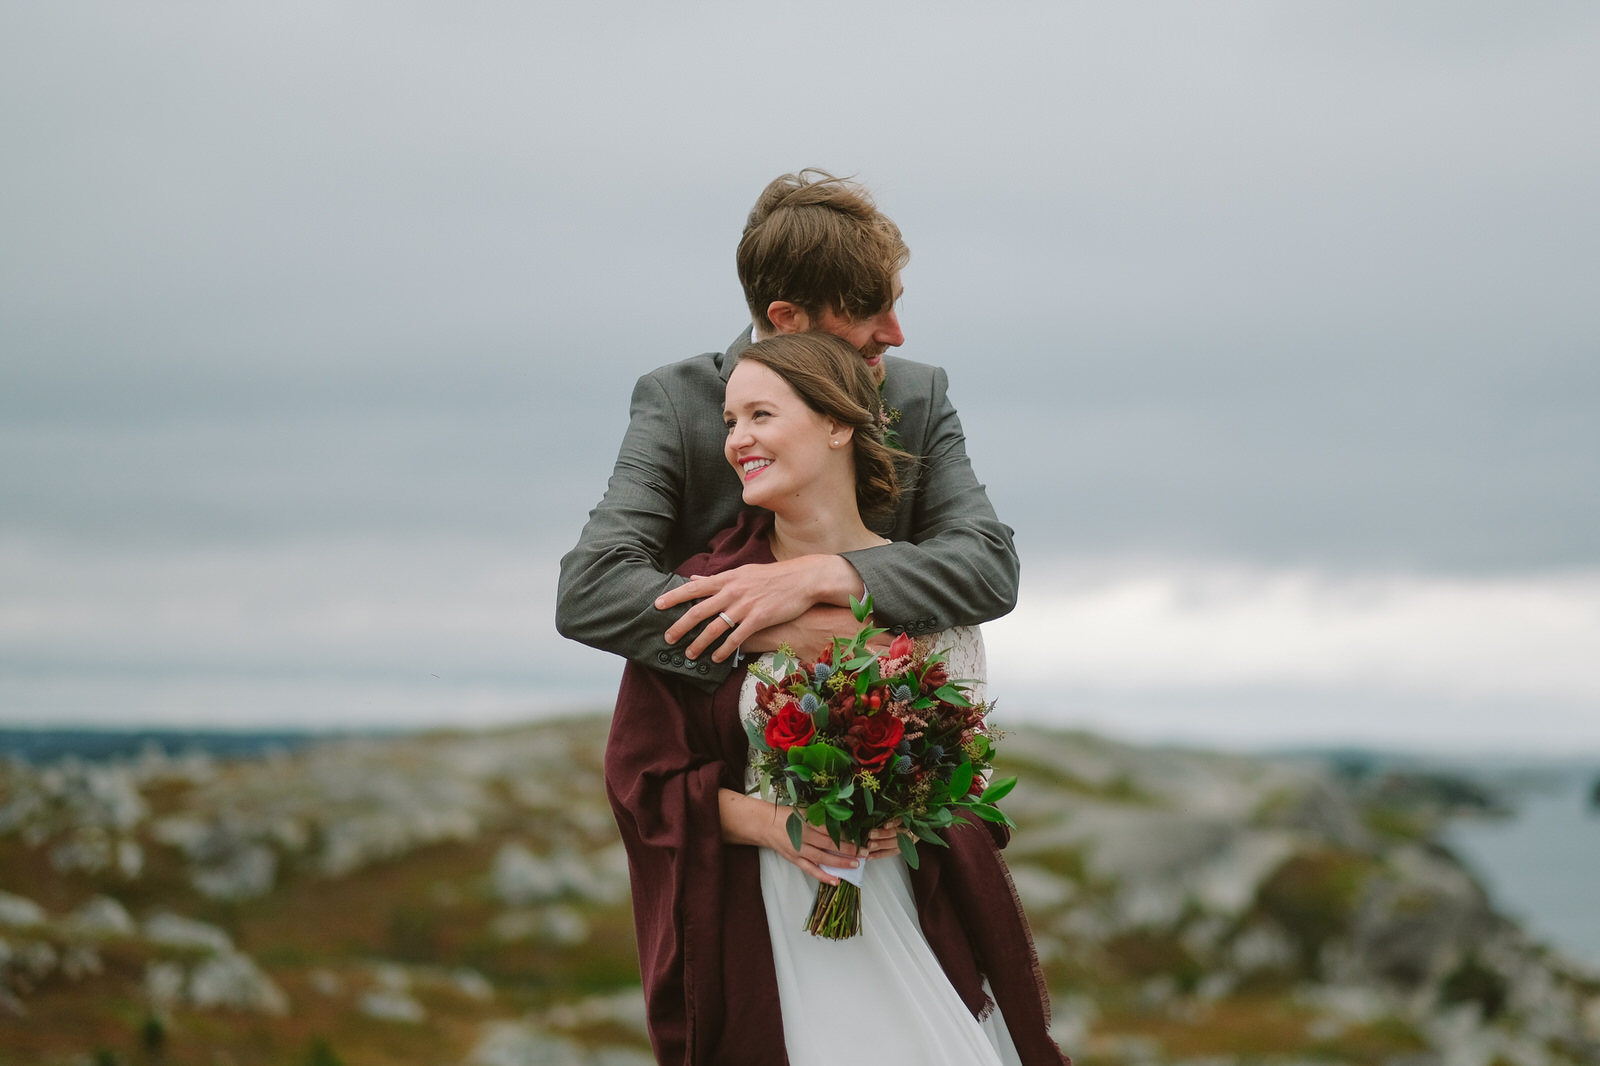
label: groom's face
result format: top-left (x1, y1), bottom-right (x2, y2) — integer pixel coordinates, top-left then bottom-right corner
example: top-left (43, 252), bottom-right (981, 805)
top-left (814, 274), bottom-right (905, 385)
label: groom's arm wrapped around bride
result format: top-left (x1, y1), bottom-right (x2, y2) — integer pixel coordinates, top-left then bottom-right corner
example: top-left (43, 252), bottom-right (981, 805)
top-left (555, 333), bottom-right (1018, 691)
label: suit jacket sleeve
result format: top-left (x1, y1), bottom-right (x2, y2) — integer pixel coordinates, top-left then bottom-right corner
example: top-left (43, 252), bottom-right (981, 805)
top-left (841, 366), bottom-right (1020, 634)
top-left (555, 372), bottom-right (731, 691)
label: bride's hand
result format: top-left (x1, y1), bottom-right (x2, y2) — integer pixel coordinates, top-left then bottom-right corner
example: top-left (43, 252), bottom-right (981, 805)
top-left (769, 814), bottom-right (907, 883)
top-left (657, 555), bottom-right (865, 663)
top-left (717, 790), bottom-right (870, 886)
top-left (863, 818), bottom-right (905, 859)
top-left (742, 605), bottom-right (877, 661)
top-left (772, 814), bottom-right (872, 886)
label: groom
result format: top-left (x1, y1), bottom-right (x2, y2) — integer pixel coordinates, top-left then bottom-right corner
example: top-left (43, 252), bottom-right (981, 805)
top-left (556, 169), bottom-right (1017, 691)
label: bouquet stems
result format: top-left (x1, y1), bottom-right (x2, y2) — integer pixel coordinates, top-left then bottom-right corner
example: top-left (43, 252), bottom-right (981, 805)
top-left (806, 879), bottom-right (862, 939)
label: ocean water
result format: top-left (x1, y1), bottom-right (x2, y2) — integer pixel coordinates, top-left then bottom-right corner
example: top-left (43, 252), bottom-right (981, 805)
top-left (1445, 767), bottom-right (1600, 969)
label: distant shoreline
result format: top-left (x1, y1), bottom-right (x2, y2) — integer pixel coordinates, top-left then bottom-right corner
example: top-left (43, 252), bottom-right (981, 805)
top-left (0, 726), bottom-right (373, 765)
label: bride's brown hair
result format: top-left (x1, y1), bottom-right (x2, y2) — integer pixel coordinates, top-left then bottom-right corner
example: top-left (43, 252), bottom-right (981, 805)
top-left (736, 333), bottom-right (910, 527)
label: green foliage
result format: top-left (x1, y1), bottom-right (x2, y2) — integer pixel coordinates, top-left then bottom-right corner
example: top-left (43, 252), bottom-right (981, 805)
top-left (1441, 954), bottom-right (1509, 1019)
top-left (1254, 849), bottom-right (1376, 974)
top-left (140, 1013), bottom-right (167, 1054)
top-left (388, 905), bottom-right (442, 963)
top-left (980, 776), bottom-right (1017, 804)
top-left (1104, 929), bottom-right (1205, 992)
top-left (898, 832), bottom-right (920, 868)
top-left (306, 1038), bottom-right (346, 1066)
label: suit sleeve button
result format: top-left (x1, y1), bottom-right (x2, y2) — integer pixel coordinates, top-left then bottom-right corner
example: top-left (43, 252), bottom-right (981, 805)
top-left (657, 652), bottom-right (672, 664)
top-left (698, 663), bottom-right (710, 674)
top-left (672, 654), bottom-right (685, 667)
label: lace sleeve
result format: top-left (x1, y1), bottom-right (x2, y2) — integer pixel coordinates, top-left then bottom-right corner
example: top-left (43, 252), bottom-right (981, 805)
top-left (739, 655), bottom-right (776, 792)
top-left (921, 625), bottom-right (987, 704)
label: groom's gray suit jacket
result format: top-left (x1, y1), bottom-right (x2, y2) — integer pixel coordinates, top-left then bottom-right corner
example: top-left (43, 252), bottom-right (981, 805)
top-left (556, 331), bottom-right (1019, 692)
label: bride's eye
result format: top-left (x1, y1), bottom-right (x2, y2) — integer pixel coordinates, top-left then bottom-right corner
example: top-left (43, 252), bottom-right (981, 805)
top-left (724, 419), bottom-right (736, 433)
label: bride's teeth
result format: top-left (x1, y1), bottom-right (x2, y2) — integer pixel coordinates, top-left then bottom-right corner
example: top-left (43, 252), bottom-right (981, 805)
top-left (743, 458), bottom-right (771, 474)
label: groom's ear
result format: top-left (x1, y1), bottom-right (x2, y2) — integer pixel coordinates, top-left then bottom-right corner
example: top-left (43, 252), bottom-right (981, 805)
top-left (766, 301), bottom-right (811, 335)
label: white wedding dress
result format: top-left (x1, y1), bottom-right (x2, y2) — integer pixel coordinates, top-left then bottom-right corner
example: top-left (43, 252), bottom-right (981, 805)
top-left (740, 626), bottom-right (1024, 1066)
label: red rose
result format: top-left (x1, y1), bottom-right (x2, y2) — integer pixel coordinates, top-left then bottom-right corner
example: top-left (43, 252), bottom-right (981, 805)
top-left (847, 712), bottom-right (905, 771)
top-left (764, 704), bottom-right (815, 752)
top-left (887, 632), bottom-right (914, 660)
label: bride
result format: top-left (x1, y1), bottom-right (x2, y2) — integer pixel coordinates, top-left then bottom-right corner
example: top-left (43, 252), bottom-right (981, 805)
top-left (604, 333), bottom-right (1063, 1066)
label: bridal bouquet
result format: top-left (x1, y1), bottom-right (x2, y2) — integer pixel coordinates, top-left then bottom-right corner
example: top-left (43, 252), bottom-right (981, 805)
top-left (744, 596), bottom-right (1016, 939)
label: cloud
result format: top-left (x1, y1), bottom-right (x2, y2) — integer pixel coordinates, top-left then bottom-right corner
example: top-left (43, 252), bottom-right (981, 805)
top-left (990, 561), bottom-right (1600, 701)
top-left (5, 534), bottom-right (1596, 751)
top-left (986, 560), bottom-right (1600, 753)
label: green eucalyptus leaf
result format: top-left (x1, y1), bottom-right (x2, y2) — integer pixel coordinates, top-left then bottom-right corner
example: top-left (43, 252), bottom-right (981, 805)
top-left (979, 776), bottom-right (1017, 804)
top-left (898, 832), bottom-right (920, 869)
top-left (786, 811), bottom-right (803, 852)
top-left (850, 593), bottom-right (873, 622)
top-left (948, 760), bottom-right (975, 801)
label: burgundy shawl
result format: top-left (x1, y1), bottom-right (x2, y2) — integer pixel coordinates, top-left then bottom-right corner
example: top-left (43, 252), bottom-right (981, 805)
top-left (604, 510), bottom-right (1067, 1065)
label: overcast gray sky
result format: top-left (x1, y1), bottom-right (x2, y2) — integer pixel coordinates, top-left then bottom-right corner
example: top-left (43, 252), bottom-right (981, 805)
top-left (3, 3), bottom-right (1597, 747)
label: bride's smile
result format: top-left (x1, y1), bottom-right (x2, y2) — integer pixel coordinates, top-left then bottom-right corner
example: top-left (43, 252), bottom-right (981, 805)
top-left (723, 360), bottom-right (851, 511)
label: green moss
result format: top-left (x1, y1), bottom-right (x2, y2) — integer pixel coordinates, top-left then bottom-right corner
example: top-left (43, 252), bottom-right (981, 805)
top-left (1102, 930), bottom-right (1204, 993)
top-left (1441, 954), bottom-right (1509, 1019)
top-left (305, 1037), bottom-right (346, 1066)
top-left (1253, 849), bottom-right (1376, 975)
top-left (1362, 804), bottom-right (1431, 842)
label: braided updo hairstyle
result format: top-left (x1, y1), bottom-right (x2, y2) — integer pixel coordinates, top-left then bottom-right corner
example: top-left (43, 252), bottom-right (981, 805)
top-left (736, 333), bottom-right (909, 527)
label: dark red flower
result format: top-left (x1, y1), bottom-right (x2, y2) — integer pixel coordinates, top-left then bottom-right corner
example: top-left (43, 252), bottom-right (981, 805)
top-left (764, 704), bottom-right (815, 752)
top-left (847, 712), bottom-right (905, 771)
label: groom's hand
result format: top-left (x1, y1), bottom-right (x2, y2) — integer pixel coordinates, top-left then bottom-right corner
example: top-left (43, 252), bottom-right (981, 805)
top-left (656, 554), bottom-right (863, 663)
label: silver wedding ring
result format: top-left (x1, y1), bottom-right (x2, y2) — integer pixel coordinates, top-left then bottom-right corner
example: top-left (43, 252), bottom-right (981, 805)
top-left (718, 611), bottom-right (737, 628)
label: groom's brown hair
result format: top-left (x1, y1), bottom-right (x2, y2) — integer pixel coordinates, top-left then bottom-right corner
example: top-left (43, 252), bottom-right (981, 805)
top-left (737, 169), bottom-right (910, 335)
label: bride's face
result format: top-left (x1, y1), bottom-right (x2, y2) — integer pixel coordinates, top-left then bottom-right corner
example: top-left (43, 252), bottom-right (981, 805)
top-left (723, 361), bottom-right (843, 511)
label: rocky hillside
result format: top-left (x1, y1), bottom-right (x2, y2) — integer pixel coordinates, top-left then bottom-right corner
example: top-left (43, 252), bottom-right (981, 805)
top-left (2, 719), bottom-right (1597, 1066)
